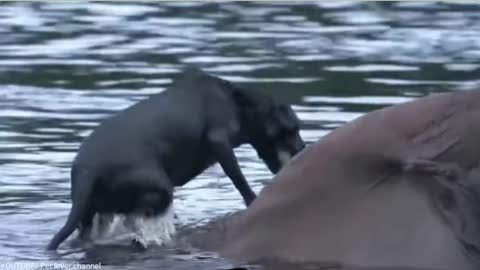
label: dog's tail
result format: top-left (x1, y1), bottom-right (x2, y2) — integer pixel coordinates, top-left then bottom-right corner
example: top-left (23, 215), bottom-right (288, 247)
top-left (47, 169), bottom-right (95, 250)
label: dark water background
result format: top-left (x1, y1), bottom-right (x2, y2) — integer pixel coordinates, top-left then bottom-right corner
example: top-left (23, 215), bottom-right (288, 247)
top-left (1, 1), bottom-right (480, 269)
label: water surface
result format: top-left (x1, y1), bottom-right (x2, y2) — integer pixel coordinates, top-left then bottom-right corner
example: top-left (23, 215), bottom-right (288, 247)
top-left (1, 1), bottom-right (480, 269)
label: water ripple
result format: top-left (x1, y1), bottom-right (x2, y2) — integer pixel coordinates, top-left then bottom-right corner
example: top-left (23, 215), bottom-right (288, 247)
top-left (1, 1), bottom-right (480, 269)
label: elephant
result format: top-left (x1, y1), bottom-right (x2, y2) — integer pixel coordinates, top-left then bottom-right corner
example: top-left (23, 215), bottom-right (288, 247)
top-left (179, 89), bottom-right (480, 270)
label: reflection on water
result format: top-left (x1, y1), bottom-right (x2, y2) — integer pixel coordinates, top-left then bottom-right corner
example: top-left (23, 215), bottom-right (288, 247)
top-left (1, 1), bottom-right (480, 269)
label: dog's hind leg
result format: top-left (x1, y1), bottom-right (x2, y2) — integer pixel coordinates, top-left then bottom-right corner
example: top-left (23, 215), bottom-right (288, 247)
top-left (124, 214), bottom-right (148, 249)
top-left (78, 207), bottom-right (95, 241)
top-left (96, 213), bottom-right (115, 237)
top-left (47, 170), bottom-right (96, 250)
top-left (115, 168), bottom-right (175, 248)
top-left (124, 205), bottom-right (176, 249)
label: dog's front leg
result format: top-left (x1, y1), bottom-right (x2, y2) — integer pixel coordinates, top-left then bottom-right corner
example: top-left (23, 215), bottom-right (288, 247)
top-left (208, 129), bottom-right (256, 206)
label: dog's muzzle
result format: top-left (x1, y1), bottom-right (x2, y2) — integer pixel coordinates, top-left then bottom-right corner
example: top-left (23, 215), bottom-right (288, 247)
top-left (277, 150), bottom-right (292, 167)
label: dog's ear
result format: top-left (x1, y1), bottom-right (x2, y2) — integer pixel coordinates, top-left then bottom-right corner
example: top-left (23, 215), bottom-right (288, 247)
top-left (277, 104), bottom-right (298, 130)
top-left (277, 104), bottom-right (291, 114)
top-left (265, 104), bottom-right (298, 136)
top-left (231, 90), bottom-right (254, 107)
top-left (265, 120), bottom-right (279, 137)
top-left (264, 105), bottom-right (282, 137)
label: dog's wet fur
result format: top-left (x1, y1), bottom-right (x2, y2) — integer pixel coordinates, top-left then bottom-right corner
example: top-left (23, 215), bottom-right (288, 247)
top-left (47, 68), bottom-right (305, 250)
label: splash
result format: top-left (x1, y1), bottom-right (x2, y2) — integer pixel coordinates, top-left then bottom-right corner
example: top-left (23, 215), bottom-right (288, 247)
top-left (87, 203), bottom-right (176, 247)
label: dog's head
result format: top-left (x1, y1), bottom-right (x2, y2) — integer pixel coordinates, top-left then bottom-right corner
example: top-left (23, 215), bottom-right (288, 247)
top-left (187, 69), bottom-right (305, 174)
top-left (232, 88), bottom-right (305, 174)
top-left (249, 103), bottom-right (305, 174)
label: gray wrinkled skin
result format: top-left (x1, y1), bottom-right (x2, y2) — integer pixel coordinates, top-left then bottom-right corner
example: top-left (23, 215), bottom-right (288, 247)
top-left (181, 90), bottom-right (480, 270)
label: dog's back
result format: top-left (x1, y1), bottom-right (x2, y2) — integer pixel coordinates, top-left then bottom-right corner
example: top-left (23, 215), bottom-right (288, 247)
top-left (74, 69), bottom-right (229, 177)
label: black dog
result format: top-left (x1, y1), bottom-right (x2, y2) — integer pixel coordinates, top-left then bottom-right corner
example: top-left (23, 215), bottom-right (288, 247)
top-left (47, 68), bottom-right (305, 250)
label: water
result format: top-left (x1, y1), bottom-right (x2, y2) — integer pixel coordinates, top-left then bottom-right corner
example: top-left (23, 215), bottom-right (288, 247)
top-left (1, 1), bottom-right (480, 269)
